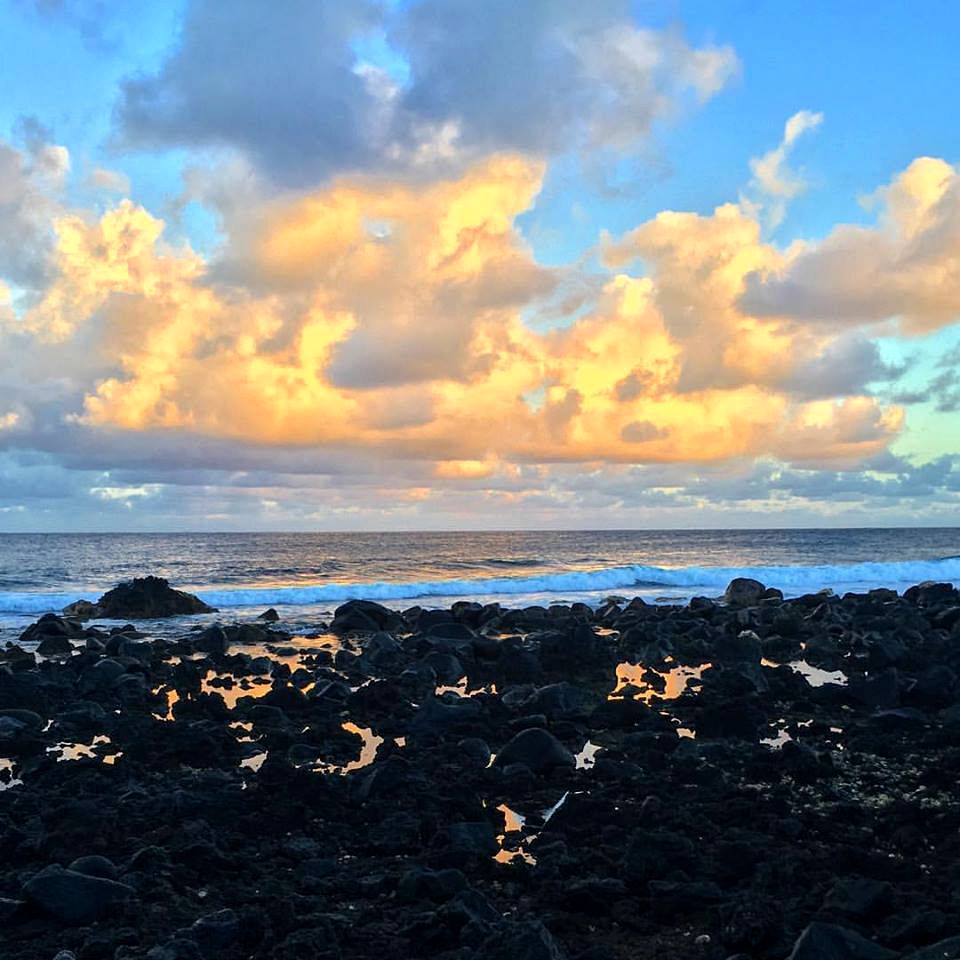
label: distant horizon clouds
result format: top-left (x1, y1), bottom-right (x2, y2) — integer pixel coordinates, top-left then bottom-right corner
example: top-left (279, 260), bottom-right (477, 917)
top-left (0, 0), bottom-right (958, 530)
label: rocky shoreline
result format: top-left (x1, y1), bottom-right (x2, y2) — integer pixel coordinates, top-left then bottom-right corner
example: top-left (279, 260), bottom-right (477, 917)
top-left (2, 577), bottom-right (960, 959)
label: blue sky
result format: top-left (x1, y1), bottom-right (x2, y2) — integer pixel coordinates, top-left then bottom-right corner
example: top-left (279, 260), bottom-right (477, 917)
top-left (0, 0), bottom-right (958, 529)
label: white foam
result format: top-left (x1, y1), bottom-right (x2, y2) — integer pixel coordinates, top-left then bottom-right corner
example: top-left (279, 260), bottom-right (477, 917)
top-left (2, 557), bottom-right (957, 614)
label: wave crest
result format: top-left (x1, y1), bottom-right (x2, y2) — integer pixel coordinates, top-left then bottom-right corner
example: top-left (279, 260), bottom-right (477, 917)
top-left (1, 557), bottom-right (958, 614)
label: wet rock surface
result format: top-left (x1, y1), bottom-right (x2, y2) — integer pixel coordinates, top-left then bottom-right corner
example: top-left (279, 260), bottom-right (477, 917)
top-left (2, 580), bottom-right (960, 958)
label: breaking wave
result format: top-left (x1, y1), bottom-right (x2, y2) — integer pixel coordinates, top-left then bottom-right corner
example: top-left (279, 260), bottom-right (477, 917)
top-left (1, 557), bottom-right (959, 615)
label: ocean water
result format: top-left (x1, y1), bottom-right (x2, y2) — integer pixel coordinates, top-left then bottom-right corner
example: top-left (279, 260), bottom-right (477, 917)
top-left (1, 529), bottom-right (959, 636)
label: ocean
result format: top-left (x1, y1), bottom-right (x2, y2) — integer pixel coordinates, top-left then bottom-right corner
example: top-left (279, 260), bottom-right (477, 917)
top-left (1, 528), bottom-right (959, 636)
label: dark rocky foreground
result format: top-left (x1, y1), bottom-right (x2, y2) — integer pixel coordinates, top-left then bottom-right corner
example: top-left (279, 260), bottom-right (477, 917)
top-left (2, 578), bottom-right (960, 960)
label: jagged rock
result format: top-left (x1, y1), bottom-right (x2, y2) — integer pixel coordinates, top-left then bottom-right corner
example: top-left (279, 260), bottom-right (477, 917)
top-left (62, 600), bottom-right (100, 620)
top-left (904, 582), bottom-right (958, 605)
top-left (94, 577), bottom-right (216, 619)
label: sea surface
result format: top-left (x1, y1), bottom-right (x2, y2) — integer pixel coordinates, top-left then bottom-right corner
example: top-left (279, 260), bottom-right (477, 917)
top-left (1, 528), bottom-right (960, 637)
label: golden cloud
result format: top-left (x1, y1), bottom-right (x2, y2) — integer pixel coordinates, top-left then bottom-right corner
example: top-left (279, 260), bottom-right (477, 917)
top-left (8, 153), bottom-right (920, 471)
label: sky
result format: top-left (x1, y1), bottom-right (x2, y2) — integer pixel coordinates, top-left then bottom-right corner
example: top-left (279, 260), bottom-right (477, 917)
top-left (0, 0), bottom-right (959, 532)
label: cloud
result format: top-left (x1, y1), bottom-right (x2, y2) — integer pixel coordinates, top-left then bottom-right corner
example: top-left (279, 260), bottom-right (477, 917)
top-left (742, 109), bottom-right (822, 229)
top-left (393, 0), bottom-right (738, 161)
top-left (2, 149), bottom-right (912, 478)
top-left (86, 166), bottom-right (130, 194)
top-left (0, 130), bottom-right (68, 293)
top-left (742, 157), bottom-right (960, 331)
top-left (112, 0), bottom-right (737, 186)
top-left (780, 333), bottom-right (904, 399)
top-left (11, 128), bottom-right (960, 530)
top-left (892, 344), bottom-right (960, 412)
top-left (114, 0), bottom-right (384, 187)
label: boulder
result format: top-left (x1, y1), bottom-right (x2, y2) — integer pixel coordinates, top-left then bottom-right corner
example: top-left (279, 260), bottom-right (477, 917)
top-left (18, 613), bottom-right (83, 646)
top-left (94, 577), bottom-right (216, 619)
top-left (904, 581), bottom-right (958, 605)
top-left (821, 876), bottom-right (891, 922)
top-left (22, 864), bottom-right (134, 923)
top-left (493, 728), bottom-right (575, 773)
top-left (475, 921), bottom-right (568, 960)
top-left (36, 634), bottom-right (74, 657)
top-left (787, 922), bottom-right (896, 960)
top-left (258, 608), bottom-right (280, 622)
top-left (331, 599), bottom-right (403, 635)
top-left (194, 625), bottom-right (228, 656)
top-left (724, 578), bottom-right (767, 607)
top-left (68, 855), bottom-right (118, 881)
top-left (62, 599), bottom-right (100, 620)
top-left (901, 937), bottom-right (960, 960)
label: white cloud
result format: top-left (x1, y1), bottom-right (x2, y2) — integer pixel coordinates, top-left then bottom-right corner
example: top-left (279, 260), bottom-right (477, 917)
top-left (742, 109), bottom-right (823, 229)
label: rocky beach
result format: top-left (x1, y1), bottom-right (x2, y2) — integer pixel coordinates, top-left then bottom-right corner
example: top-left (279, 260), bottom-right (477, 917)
top-left (2, 575), bottom-right (960, 960)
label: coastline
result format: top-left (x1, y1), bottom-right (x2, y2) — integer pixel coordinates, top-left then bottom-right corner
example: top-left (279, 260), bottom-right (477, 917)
top-left (2, 577), bottom-right (960, 958)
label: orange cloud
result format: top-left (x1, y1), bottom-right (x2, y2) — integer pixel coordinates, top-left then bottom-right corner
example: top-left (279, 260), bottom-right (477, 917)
top-left (7, 154), bottom-right (915, 471)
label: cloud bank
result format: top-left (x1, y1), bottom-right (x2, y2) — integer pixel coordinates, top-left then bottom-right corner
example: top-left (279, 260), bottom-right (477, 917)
top-left (0, 1), bottom-right (957, 528)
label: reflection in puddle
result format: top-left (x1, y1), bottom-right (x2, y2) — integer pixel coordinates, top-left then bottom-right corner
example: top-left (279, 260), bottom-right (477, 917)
top-left (46, 735), bottom-right (121, 764)
top-left (762, 657), bottom-right (847, 687)
top-left (152, 687), bottom-right (178, 721)
top-left (761, 727), bottom-right (792, 749)
top-left (309, 723), bottom-right (384, 776)
top-left (203, 672), bottom-right (272, 708)
top-left (492, 790), bottom-right (572, 866)
top-left (788, 661), bottom-right (847, 687)
top-left (610, 662), bottom-right (712, 702)
top-left (240, 751), bottom-right (267, 772)
top-left (542, 791), bottom-right (569, 823)
top-left (0, 757), bottom-right (23, 790)
top-left (498, 802), bottom-right (525, 833)
top-left (434, 677), bottom-right (497, 698)
top-left (494, 803), bottom-right (535, 865)
top-left (575, 741), bottom-right (601, 769)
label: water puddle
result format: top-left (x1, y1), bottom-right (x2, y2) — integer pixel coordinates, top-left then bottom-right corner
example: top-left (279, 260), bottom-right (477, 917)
top-left (434, 677), bottom-right (497, 698)
top-left (152, 687), bottom-right (178, 721)
top-left (0, 757), bottom-right (23, 790)
top-left (202, 672), bottom-right (272, 708)
top-left (762, 657), bottom-right (847, 687)
top-left (46, 735), bottom-right (121, 764)
top-left (761, 727), bottom-right (792, 749)
top-left (789, 661), bottom-right (847, 687)
top-left (492, 791), bottom-right (572, 867)
top-left (610, 662), bottom-right (712, 701)
top-left (240, 751), bottom-right (268, 772)
top-left (278, 723), bottom-right (385, 777)
top-left (494, 802), bottom-right (535, 865)
top-left (575, 741), bottom-right (602, 769)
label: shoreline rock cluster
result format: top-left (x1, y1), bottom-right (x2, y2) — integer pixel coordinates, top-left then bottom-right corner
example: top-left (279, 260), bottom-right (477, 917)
top-left (1, 577), bottom-right (960, 959)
